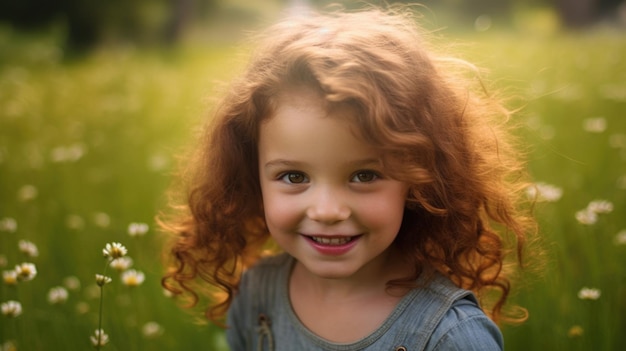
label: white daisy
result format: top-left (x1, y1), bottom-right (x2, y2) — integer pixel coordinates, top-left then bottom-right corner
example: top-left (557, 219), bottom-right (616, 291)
top-left (142, 321), bottom-right (164, 338)
top-left (128, 222), bottom-right (149, 237)
top-left (95, 274), bottom-right (112, 287)
top-left (615, 230), bottom-right (626, 245)
top-left (90, 329), bottom-right (109, 347)
top-left (1, 300), bottom-right (22, 317)
top-left (18, 240), bottom-right (39, 257)
top-left (2, 270), bottom-right (18, 285)
top-left (63, 276), bottom-right (81, 291)
top-left (93, 212), bottom-right (111, 228)
top-left (575, 209), bottom-right (597, 225)
top-left (102, 242), bottom-right (127, 260)
top-left (577, 287), bottom-right (601, 300)
top-left (0, 217), bottom-right (17, 232)
top-left (47, 286), bottom-right (69, 305)
top-left (121, 269), bottom-right (145, 287)
top-left (17, 185), bottom-right (37, 202)
top-left (14, 262), bottom-right (37, 281)
top-left (110, 257), bottom-right (133, 272)
top-left (66, 214), bottom-right (85, 230)
top-left (576, 199), bottom-right (613, 225)
top-left (527, 182), bottom-right (563, 202)
top-left (583, 117), bottom-right (607, 133)
top-left (587, 200), bottom-right (613, 214)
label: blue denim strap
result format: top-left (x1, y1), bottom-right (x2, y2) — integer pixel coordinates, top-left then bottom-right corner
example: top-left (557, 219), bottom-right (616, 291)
top-left (390, 275), bottom-right (474, 351)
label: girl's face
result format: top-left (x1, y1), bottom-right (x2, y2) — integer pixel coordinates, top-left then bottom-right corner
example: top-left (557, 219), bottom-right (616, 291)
top-left (258, 87), bottom-right (409, 281)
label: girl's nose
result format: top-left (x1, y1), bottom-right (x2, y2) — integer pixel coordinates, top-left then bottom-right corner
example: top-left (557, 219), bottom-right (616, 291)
top-left (306, 188), bottom-right (351, 224)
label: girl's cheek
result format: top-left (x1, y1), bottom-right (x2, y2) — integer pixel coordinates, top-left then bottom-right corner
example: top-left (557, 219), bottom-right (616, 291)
top-left (263, 196), bottom-right (302, 226)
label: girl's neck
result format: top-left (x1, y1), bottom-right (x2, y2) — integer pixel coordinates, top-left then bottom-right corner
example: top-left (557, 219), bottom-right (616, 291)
top-left (289, 248), bottom-right (413, 301)
top-left (287, 248), bottom-right (415, 343)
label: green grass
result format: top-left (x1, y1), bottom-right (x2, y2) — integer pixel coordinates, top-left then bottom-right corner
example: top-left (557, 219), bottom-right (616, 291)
top-left (461, 31), bottom-right (626, 350)
top-left (0, 28), bottom-right (237, 350)
top-left (1, 25), bottom-right (625, 350)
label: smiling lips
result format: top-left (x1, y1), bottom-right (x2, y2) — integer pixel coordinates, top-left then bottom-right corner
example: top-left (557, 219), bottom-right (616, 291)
top-left (304, 234), bottom-right (361, 255)
top-left (309, 236), bottom-right (355, 245)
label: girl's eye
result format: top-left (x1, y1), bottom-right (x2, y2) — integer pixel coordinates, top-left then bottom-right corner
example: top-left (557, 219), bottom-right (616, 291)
top-left (280, 172), bottom-right (308, 184)
top-left (351, 171), bottom-right (379, 183)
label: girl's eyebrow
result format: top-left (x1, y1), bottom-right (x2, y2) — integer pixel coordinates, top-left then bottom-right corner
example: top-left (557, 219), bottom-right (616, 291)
top-left (263, 159), bottom-right (303, 169)
top-left (263, 158), bottom-right (381, 169)
top-left (347, 158), bottom-right (382, 168)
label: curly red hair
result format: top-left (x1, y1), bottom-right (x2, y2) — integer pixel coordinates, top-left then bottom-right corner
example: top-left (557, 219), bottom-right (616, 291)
top-left (161, 6), bottom-right (536, 324)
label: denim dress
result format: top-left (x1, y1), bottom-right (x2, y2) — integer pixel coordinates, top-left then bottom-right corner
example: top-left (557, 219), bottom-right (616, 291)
top-left (226, 254), bottom-right (503, 351)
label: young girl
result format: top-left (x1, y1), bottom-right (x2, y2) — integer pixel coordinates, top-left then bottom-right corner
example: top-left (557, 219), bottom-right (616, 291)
top-left (161, 6), bottom-right (535, 351)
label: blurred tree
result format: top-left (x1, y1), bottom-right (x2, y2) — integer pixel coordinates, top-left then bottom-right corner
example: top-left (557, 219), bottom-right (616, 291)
top-left (163, 0), bottom-right (194, 44)
top-left (306, 0), bottom-right (514, 25)
top-left (556, 0), bottom-right (597, 26)
top-left (302, 0), bottom-right (625, 28)
top-left (0, 0), bottom-right (219, 51)
top-left (555, 0), bottom-right (624, 27)
top-left (0, 0), bottom-right (59, 27)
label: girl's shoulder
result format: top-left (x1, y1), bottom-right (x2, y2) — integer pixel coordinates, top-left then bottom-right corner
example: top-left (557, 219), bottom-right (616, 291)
top-left (425, 297), bottom-right (503, 350)
top-left (415, 274), bottom-right (503, 350)
top-left (231, 256), bottom-right (502, 350)
top-left (386, 274), bottom-right (502, 351)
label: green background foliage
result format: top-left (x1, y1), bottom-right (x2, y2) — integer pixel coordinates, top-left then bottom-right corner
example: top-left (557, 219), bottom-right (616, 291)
top-left (1, 2), bottom-right (625, 350)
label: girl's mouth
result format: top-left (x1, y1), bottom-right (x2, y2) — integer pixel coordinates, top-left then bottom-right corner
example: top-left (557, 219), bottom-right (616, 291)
top-left (308, 236), bottom-right (355, 246)
top-left (304, 235), bottom-right (361, 255)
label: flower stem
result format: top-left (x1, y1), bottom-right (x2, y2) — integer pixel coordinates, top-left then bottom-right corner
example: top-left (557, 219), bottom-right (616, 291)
top-left (96, 261), bottom-right (110, 350)
top-left (96, 284), bottom-right (104, 350)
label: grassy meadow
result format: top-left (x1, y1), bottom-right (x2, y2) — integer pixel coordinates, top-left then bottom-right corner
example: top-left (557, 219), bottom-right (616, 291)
top-left (1, 18), bottom-right (625, 351)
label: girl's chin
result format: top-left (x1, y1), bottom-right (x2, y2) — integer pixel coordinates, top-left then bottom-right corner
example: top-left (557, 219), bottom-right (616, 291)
top-left (298, 264), bottom-right (361, 280)
top-left (293, 254), bottom-right (385, 282)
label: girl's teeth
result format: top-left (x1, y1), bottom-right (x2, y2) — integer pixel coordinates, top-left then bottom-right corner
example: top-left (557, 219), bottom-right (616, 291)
top-left (310, 236), bottom-right (352, 245)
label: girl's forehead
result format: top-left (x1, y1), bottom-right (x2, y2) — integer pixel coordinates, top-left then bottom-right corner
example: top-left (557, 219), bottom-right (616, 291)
top-left (265, 91), bottom-right (380, 153)
top-left (274, 84), bottom-right (324, 108)
top-left (271, 84), bottom-right (357, 121)
top-left (259, 97), bottom-right (382, 166)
